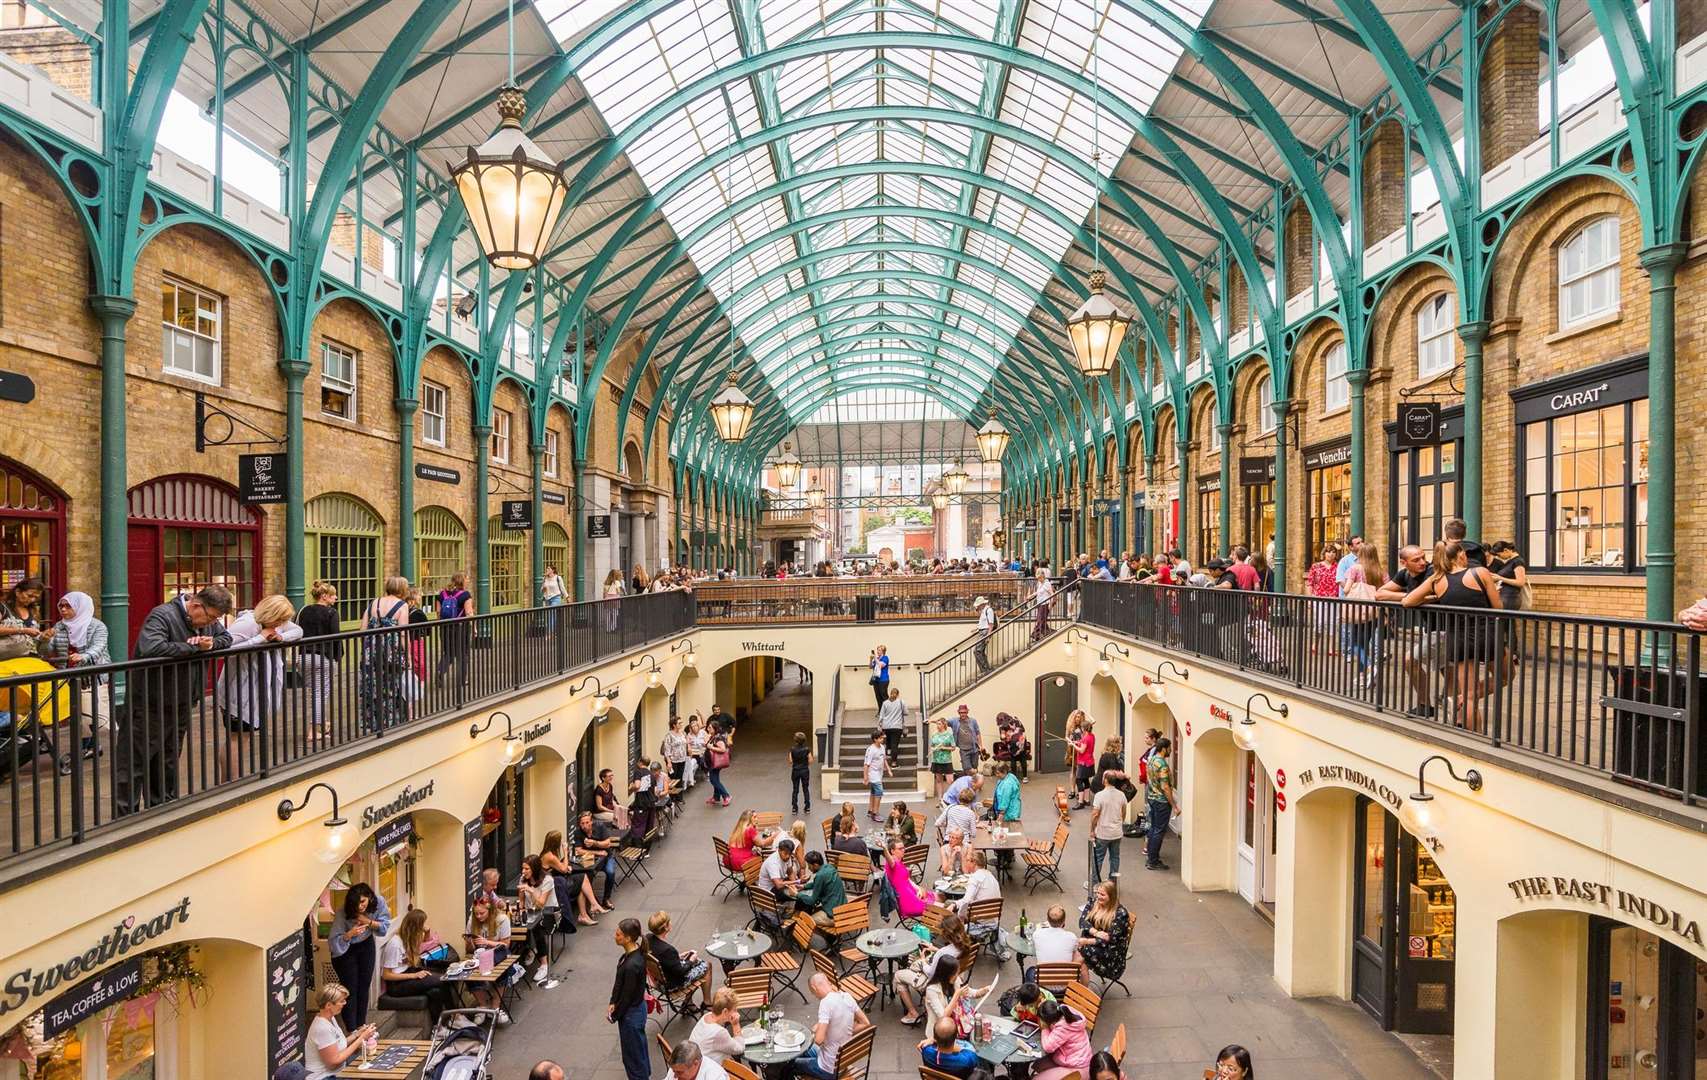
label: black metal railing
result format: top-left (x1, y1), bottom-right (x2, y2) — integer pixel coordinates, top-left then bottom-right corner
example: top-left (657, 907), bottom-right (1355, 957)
top-left (0, 591), bottom-right (695, 862)
top-left (918, 579), bottom-right (1080, 716)
top-left (692, 574), bottom-right (1033, 624)
top-left (1080, 580), bottom-right (1705, 803)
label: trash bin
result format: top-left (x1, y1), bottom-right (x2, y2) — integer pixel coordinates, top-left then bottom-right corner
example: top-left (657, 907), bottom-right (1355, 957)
top-left (815, 729), bottom-right (830, 764)
top-left (855, 594), bottom-right (878, 623)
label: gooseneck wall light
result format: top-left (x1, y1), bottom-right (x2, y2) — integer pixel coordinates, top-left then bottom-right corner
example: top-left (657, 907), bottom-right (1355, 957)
top-left (570, 675), bottom-right (618, 716)
top-left (630, 653), bottom-right (663, 688)
top-left (278, 782), bottom-right (349, 862)
top-left (469, 709), bottom-right (521, 761)
top-left (1061, 627), bottom-right (1091, 658)
top-left (1097, 642), bottom-right (1130, 677)
top-left (1146, 660), bottom-right (1189, 703)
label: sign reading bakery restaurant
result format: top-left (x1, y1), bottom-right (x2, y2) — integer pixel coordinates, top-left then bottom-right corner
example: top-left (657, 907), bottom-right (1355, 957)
top-left (359, 780), bottom-right (435, 830)
top-left (1, 897), bottom-right (192, 1019)
top-left (1506, 875), bottom-right (1703, 947)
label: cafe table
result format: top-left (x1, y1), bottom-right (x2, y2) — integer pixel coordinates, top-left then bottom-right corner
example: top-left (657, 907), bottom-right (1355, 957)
top-left (999, 928), bottom-right (1035, 979)
top-left (741, 1016), bottom-right (814, 1073)
top-left (967, 1015), bottom-right (1044, 1067)
top-left (334, 1037), bottom-right (431, 1078)
top-left (706, 929), bottom-right (773, 975)
top-left (972, 825), bottom-right (1029, 882)
top-left (854, 927), bottom-right (920, 1011)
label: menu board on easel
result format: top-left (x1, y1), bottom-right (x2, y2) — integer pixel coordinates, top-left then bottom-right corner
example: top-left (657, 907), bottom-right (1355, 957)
top-left (266, 927), bottom-right (308, 1074)
top-left (464, 817), bottom-right (484, 916)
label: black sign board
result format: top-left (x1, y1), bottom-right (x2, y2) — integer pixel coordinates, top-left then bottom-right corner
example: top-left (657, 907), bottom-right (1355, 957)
top-left (1019, 518), bottom-right (1038, 532)
top-left (238, 453), bottom-right (287, 504)
top-left (1397, 402), bottom-right (1441, 447)
top-left (1511, 354), bottom-right (1648, 425)
top-left (502, 500), bottom-right (533, 530)
top-left (264, 930), bottom-right (308, 1073)
top-left (1303, 438), bottom-right (1352, 471)
top-left (542, 489), bottom-right (567, 505)
top-left (43, 958), bottom-right (142, 1038)
top-left (1055, 508), bottom-right (1074, 523)
top-left (514, 748), bottom-right (538, 773)
top-left (1239, 456), bottom-right (1276, 485)
top-left (587, 514), bottom-right (612, 539)
top-left (415, 462), bottom-right (461, 485)
top-left (373, 813), bottom-right (414, 855)
top-left (1197, 475), bottom-right (1221, 493)
top-left (463, 818), bottom-right (484, 916)
top-left (0, 370), bottom-right (36, 404)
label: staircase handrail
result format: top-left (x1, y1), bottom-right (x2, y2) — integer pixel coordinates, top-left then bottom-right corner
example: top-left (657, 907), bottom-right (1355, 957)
top-left (918, 577), bottom-right (1081, 676)
top-left (828, 665), bottom-right (843, 786)
top-left (917, 578), bottom-right (1080, 714)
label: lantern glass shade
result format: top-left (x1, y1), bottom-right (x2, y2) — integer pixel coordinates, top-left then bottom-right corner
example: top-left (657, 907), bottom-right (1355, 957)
top-left (943, 462), bottom-right (969, 494)
top-left (775, 445), bottom-right (802, 489)
top-left (451, 87), bottom-right (569, 271)
top-left (976, 412), bottom-right (1011, 463)
top-left (1066, 269), bottom-right (1130, 378)
top-left (806, 486), bottom-right (826, 509)
top-left (709, 371), bottom-right (755, 443)
top-left (931, 492), bottom-right (950, 511)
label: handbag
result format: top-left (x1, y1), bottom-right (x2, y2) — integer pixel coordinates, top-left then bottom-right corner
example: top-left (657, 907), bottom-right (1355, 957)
top-left (0, 630), bottom-right (36, 661)
top-left (709, 746), bottom-right (732, 770)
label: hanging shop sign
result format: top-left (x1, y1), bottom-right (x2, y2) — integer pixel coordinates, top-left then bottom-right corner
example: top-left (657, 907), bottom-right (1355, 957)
top-left (501, 500), bottom-right (533, 530)
top-left (1092, 498), bottom-right (1120, 517)
top-left (1396, 403), bottom-right (1441, 447)
top-left (542, 490), bottom-right (567, 505)
top-left (359, 780), bottom-right (435, 830)
top-left (587, 514), bottom-right (612, 539)
top-left (372, 814), bottom-right (414, 856)
top-left (41, 958), bottom-right (142, 1038)
top-left (1303, 439), bottom-right (1352, 471)
top-left (463, 818), bottom-right (484, 916)
top-left (0, 369), bottom-right (36, 404)
top-left (1384, 405), bottom-right (1462, 451)
top-left (238, 453), bottom-right (287, 504)
top-left (1505, 876), bottom-right (1703, 947)
top-left (1511, 354), bottom-right (1648, 424)
top-left (1055, 508), bottom-right (1075, 522)
top-left (1196, 476), bottom-right (1221, 494)
top-left (1, 897), bottom-right (192, 1022)
top-left (1238, 457), bottom-right (1275, 485)
top-left (415, 463), bottom-right (461, 485)
top-left (264, 928), bottom-right (308, 1073)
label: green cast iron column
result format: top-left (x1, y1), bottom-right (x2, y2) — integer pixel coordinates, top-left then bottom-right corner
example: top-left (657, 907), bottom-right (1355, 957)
top-left (1175, 435), bottom-right (1190, 557)
top-left (573, 456), bottom-right (589, 600)
top-left (530, 442), bottom-right (545, 605)
top-left (396, 397), bottom-right (418, 585)
top-left (1217, 424), bottom-right (1233, 557)
top-left (1457, 321), bottom-right (1490, 539)
top-left (473, 424), bottom-right (492, 611)
top-left (1119, 464), bottom-right (1131, 556)
top-left (91, 295), bottom-right (136, 658)
top-left (1272, 400), bottom-right (1290, 591)
top-left (1640, 243), bottom-right (1687, 624)
top-left (1347, 369), bottom-right (1370, 539)
top-left (281, 359), bottom-right (309, 608)
top-left (1145, 455), bottom-right (1159, 554)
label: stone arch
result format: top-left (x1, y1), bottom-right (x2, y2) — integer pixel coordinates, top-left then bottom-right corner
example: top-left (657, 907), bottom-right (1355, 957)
top-left (1485, 173), bottom-right (1642, 330)
top-left (1290, 317), bottom-right (1348, 424)
top-left (623, 439), bottom-right (646, 484)
top-left (136, 217), bottom-right (290, 345)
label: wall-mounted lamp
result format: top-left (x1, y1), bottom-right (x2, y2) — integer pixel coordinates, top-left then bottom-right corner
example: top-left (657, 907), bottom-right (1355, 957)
top-left (1242, 691), bottom-right (1288, 726)
top-left (277, 782), bottom-right (349, 862)
top-left (469, 709), bottom-right (522, 762)
top-left (671, 639), bottom-right (697, 668)
top-left (1407, 754), bottom-right (1483, 834)
top-left (570, 675), bottom-right (618, 716)
top-left (630, 653), bottom-right (663, 688)
top-left (1146, 660), bottom-right (1188, 703)
top-left (1097, 642), bottom-right (1130, 677)
top-left (1237, 691), bottom-right (1288, 750)
top-left (1061, 627), bottom-right (1090, 659)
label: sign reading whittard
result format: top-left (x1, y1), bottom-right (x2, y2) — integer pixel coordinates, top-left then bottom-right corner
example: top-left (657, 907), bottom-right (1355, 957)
top-left (1506, 876), bottom-right (1703, 947)
top-left (1, 897), bottom-right (192, 1019)
top-left (742, 641), bottom-right (785, 653)
top-left (360, 780), bottom-right (435, 830)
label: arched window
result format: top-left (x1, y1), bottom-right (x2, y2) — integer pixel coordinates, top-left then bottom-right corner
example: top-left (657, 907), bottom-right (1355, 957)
top-left (1417, 293), bottom-right (1456, 378)
top-left (0, 457), bottom-right (66, 603)
top-left (1324, 343), bottom-right (1349, 411)
top-left (1257, 372), bottom-right (1276, 433)
top-left (127, 474), bottom-right (262, 644)
top-left (1558, 215), bottom-right (1620, 328)
top-left (543, 522), bottom-right (569, 580)
top-left (305, 494), bottom-right (383, 625)
top-left (487, 515), bottom-right (528, 611)
top-left (414, 506), bottom-right (467, 595)
top-left (622, 441), bottom-right (644, 482)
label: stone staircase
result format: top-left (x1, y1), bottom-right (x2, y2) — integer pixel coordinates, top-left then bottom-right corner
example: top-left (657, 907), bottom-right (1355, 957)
top-left (832, 706), bottom-right (923, 794)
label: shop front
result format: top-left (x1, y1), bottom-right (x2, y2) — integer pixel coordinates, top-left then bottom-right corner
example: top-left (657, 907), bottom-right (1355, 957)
top-left (1586, 918), bottom-right (1705, 1078)
top-left (1238, 456), bottom-right (1275, 558)
top-left (477, 763), bottom-right (527, 891)
top-left (1386, 407), bottom-right (1461, 566)
top-left (4, 942), bottom-right (191, 1080)
top-left (1196, 477), bottom-right (1221, 563)
top-left (126, 475), bottom-right (263, 648)
top-left (1236, 750), bottom-right (1277, 912)
top-left (1304, 439), bottom-right (1352, 562)
top-left (1354, 797), bottom-right (1457, 1035)
top-left (309, 810), bottom-right (422, 1015)
top-left (0, 456), bottom-right (65, 602)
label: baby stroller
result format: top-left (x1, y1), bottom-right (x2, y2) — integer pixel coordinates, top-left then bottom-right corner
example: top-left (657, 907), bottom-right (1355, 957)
top-left (422, 1008), bottom-right (498, 1080)
top-left (0, 657), bottom-right (73, 779)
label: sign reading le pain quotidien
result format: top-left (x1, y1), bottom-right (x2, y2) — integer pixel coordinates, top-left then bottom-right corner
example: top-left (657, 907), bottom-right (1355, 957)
top-left (1506, 876), bottom-right (1703, 947)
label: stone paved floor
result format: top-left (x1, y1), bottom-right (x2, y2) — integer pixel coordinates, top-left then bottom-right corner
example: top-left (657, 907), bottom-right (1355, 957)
top-left (486, 668), bottom-right (1443, 1080)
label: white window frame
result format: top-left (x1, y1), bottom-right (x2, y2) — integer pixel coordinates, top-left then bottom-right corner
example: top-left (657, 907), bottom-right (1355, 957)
top-left (1416, 293), bottom-right (1456, 378)
top-left (1558, 215), bottom-right (1620, 329)
top-left (1258, 373), bottom-right (1276, 433)
top-left (544, 429), bottom-right (559, 478)
top-left (422, 380), bottom-right (448, 447)
top-left (491, 409), bottom-right (511, 464)
top-left (1324, 343), bottom-right (1349, 412)
top-left (319, 340), bottom-right (358, 421)
top-left (161, 278), bottom-right (222, 384)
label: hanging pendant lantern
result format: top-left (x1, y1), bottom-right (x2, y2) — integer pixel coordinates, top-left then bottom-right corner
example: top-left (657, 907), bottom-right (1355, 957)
top-left (805, 484), bottom-right (826, 510)
top-left (451, 86), bottom-right (569, 271)
top-left (943, 461), bottom-right (969, 495)
top-left (709, 369), bottom-right (755, 443)
top-left (976, 407), bottom-right (1011, 463)
top-left (931, 491), bottom-right (950, 512)
top-left (1066, 269), bottom-right (1130, 378)
top-left (774, 443), bottom-right (801, 489)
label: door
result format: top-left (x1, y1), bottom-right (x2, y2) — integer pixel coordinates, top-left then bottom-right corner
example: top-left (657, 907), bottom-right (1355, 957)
top-left (1236, 753), bottom-right (1258, 902)
top-left (1034, 674), bottom-right (1077, 774)
top-left (1353, 797), bottom-right (1396, 1025)
top-left (126, 524), bottom-right (161, 649)
top-left (1395, 836), bottom-right (1456, 1034)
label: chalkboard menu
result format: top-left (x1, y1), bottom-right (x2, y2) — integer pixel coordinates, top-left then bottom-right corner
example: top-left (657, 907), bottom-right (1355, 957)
top-left (565, 758), bottom-right (579, 835)
top-left (463, 818), bottom-right (484, 916)
top-left (627, 698), bottom-right (642, 766)
top-left (265, 928), bottom-right (308, 1074)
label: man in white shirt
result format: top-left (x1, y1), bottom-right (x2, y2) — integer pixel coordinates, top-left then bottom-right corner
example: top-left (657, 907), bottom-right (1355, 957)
top-left (669, 1037), bottom-right (729, 1080)
top-left (757, 838), bottom-right (799, 894)
top-left (1090, 768), bottom-right (1129, 882)
top-left (936, 786), bottom-right (977, 843)
top-left (955, 849), bottom-right (1002, 918)
top-left (1029, 905), bottom-right (1080, 979)
top-left (792, 973), bottom-right (869, 1080)
top-left (973, 596), bottom-right (996, 673)
top-left (862, 731), bottom-right (892, 821)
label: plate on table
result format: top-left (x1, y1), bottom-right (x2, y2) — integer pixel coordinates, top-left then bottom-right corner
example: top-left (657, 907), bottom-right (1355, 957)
top-left (742, 1030), bottom-right (767, 1047)
top-left (771, 1030), bottom-right (807, 1053)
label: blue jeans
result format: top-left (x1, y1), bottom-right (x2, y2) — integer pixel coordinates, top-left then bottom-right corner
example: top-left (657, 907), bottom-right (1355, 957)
top-left (792, 1046), bottom-right (836, 1080)
top-left (1091, 836), bottom-right (1120, 881)
top-left (594, 854), bottom-right (619, 902)
top-left (709, 767), bottom-right (729, 801)
top-left (617, 1002), bottom-right (649, 1080)
top-left (1145, 799), bottom-right (1173, 866)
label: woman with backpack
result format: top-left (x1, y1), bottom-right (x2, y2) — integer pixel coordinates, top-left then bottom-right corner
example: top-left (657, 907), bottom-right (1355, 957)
top-left (359, 577), bottom-right (412, 731)
top-left (433, 572), bottom-right (474, 688)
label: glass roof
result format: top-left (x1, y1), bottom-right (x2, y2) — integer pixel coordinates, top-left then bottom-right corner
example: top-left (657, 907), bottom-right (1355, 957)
top-left (556, 0), bottom-right (1209, 422)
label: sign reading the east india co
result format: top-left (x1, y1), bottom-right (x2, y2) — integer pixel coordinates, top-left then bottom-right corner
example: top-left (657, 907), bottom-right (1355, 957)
top-left (1506, 876), bottom-right (1703, 947)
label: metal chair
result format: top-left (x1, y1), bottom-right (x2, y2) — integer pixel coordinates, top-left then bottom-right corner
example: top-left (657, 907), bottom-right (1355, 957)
top-left (645, 954), bottom-right (707, 1031)
top-left (809, 948), bottom-right (877, 1010)
top-left (1021, 823), bottom-right (1071, 893)
top-left (711, 837), bottom-right (746, 897)
top-left (753, 913), bottom-right (807, 1003)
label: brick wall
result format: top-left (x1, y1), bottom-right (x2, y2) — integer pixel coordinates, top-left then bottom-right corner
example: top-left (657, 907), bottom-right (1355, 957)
top-left (1362, 119), bottom-right (1408, 242)
top-left (328, 213), bottom-right (386, 274)
top-left (0, 27), bottom-right (91, 99)
top-left (1479, 4), bottom-right (1541, 171)
top-left (1679, 0), bottom-right (1705, 50)
top-left (1283, 201), bottom-right (1315, 299)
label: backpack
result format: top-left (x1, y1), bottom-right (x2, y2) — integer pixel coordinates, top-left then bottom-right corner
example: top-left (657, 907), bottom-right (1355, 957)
top-left (438, 589), bottom-right (467, 620)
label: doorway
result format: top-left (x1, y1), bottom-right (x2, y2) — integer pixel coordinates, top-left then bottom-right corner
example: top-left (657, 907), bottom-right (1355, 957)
top-left (1586, 917), bottom-right (1703, 1078)
top-left (1236, 752), bottom-right (1277, 911)
top-left (1353, 797), bottom-right (1457, 1035)
top-left (1034, 673), bottom-right (1078, 774)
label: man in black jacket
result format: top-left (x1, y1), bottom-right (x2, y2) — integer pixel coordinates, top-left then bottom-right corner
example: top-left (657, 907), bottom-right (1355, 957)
top-left (113, 585), bottom-right (233, 816)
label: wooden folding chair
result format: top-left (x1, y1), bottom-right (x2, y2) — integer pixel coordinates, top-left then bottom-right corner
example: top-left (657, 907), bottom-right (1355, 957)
top-left (910, 903), bottom-right (952, 937)
top-left (1031, 962), bottom-right (1080, 993)
top-left (657, 1031), bottom-right (675, 1063)
top-left (964, 897), bottom-right (1003, 951)
top-left (753, 914), bottom-right (807, 1003)
top-left (712, 837), bottom-right (746, 897)
top-left (954, 944), bottom-right (983, 979)
top-left (725, 966), bottom-right (772, 1012)
top-left (909, 811), bottom-right (927, 838)
top-left (921, 1067), bottom-right (962, 1080)
top-left (1021, 823), bottom-right (1070, 893)
top-left (902, 843), bottom-right (931, 883)
top-left (748, 887), bottom-right (786, 936)
top-left (1108, 1022), bottom-right (1127, 1065)
top-left (831, 851), bottom-right (874, 900)
top-left (1064, 981), bottom-right (1102, 1029)
top-left (833, 1025), bottom-right (878, 1080)
top-left (821, 818), bottom-right (837, 846)
top-left (725, 1060), bottom-right (762, 1080)
top-left (828, 901), bottom-right (872, 974)
top-left (809, 948), bottom-right (877, 1009)
top-left (752, 811), bottom-right (783, 830)
top-left (617, 824), bottom-right (659, 886)
top-left (646, 954), bottom-right (707, 1031)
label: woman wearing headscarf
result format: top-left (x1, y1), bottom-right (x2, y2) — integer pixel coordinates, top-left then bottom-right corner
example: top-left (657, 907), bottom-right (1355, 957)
top-left (40, 591), bottom-right (110, 766)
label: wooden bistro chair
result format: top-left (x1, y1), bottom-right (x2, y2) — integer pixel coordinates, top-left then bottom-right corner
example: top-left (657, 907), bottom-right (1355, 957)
top-left (712, 837), bottom-right (747, 898)
top-left (646, 953), bottom-right (708, 1032)
top-left (725, 966), bottom-right (773, 1013)
top-left (953, 944), bottom-right (983, 979)
top-left (964, 897), bottom-right (1003, 951)
top-left (921, 1067), bottom-right (962, 1080)
top-left (753, 913), bottom-right (808, 1003)
top-left (910, 902), bottom-right (952, 938)
top-left (832, 1025), bottom-right (878, 1080)
top-left (909, 810), bottom-right (928, 838)
top-left (827, 900), bottom-right (873, 975)
top-left (1031, 962), bottom-right (1080, 994)
top-left (821, 818), bottom-right (837, 846)
top-left (617, 823), bottom-right (660, 886)
top-left (810, 949), bottom-right (877, 1010)
top-left (902, 843), bottom-right (932, 883)
top-left (1022, 823), bottom-right (1071, 894)
top-left (1064, 981), bottom-right (1103, 1029)
top-left (657, 1031), bottom-right (675, 1064)
top-left (1108, 1022), bottom-right (1127, 1065)
top-left (830, 850), bottom-right (874, 901)
top-left (725, 1060), bottom-right (763, 1080)
top-left (748, 887), bottom-right (787, 937)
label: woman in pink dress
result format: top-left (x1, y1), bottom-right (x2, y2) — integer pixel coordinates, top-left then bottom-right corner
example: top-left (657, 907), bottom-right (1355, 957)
top-left (1031, 999), bottom-right (1093, 1080)
top-left (884, 837), bottom-right (936, 917)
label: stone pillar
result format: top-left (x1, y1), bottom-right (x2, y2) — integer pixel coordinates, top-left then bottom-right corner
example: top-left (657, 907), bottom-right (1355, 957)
top-left (1273, 785), bottom-right (1355, 997)
top-left (1271, 401), bottom-right (1290, 590)
top-left (1180, 729), bottom-right (1237, 892)
top-left (1361, 119), bottom-right (1409, 242)
top-left (1478, 3), bottom-right (1541, 171)
top-left (90, 294), bottom-right (135, 658)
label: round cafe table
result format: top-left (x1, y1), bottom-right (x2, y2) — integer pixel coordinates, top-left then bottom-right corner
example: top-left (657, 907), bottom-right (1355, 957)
top-left (968, 1015), bottom-right (1043, 1066)
top-left (999, 928), bottom-right (1035, 978)
top-left (743, 1018), bottom-right (814, 1069)
top-left (706, 929), bottom-right (773, 975)
top-left (855, 928), bottom-right (920, 1011)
